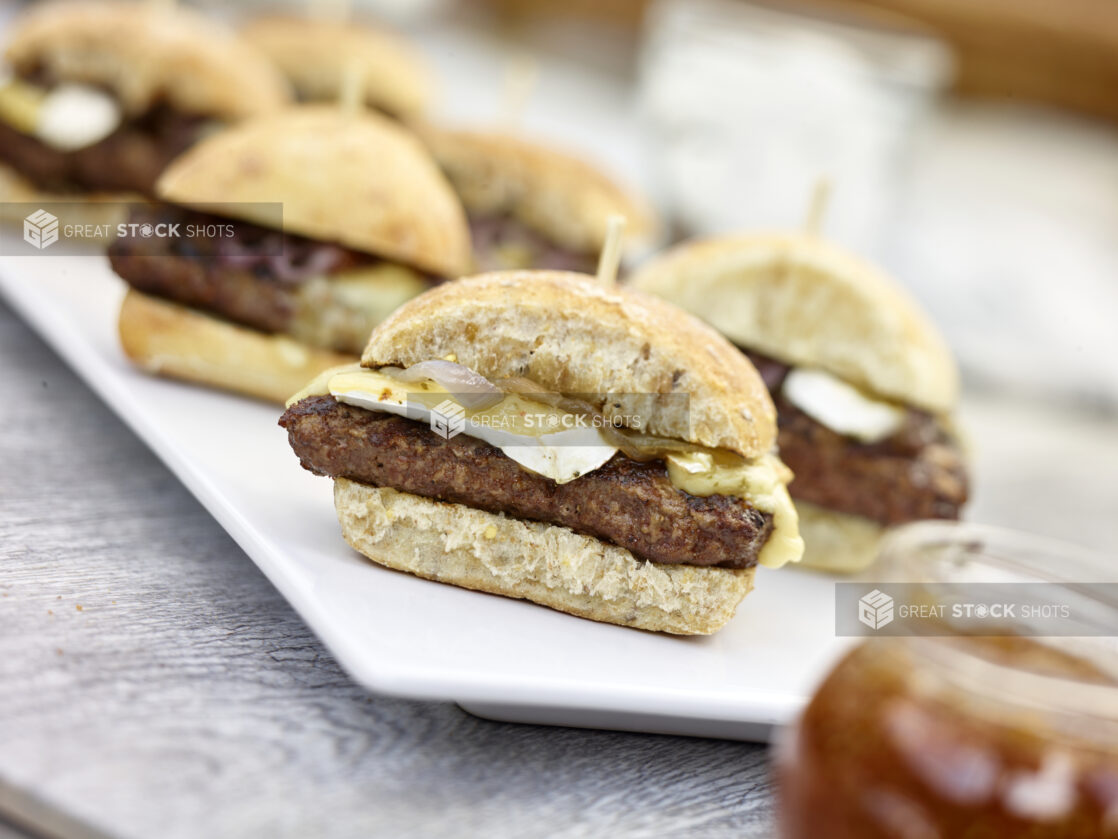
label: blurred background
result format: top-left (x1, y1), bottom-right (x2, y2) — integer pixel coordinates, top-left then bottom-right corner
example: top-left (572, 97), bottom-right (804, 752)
top-left (198, 0), bottom-right (1118, 412)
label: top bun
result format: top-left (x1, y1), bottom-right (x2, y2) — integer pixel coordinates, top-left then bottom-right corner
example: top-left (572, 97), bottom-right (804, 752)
top-left (157, 106), bottom-right (472, 278)
top-left (240, 15), bottom-right (432, 119)
top-left (416, 126), bottom-right (659, 256)
top-left (362, 270), bottom-right (776, 459)
top-left (628, 233), bottom-right (958, 413)
top-left (4, 1), bottom-right (290, 118)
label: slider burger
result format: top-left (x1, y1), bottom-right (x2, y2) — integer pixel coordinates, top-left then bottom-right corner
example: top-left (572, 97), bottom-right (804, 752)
top-left (279, 271), bottom-right (803, 635)
top-left (417, 126), bottom-right (658, 274)
top-left (240, 14), bottom-right (432, 121)
top-left (111, 106), bottom-right (471, 403)
top-left (0, 1), bottom-right (289, 200)
top-left (629, 234), bottom-right (969, 572)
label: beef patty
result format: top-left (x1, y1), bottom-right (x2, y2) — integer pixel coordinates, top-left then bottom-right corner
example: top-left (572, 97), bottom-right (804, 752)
top-left (110, 205), bottom-right (432, 354)
top-left (0, 101), bottom-right (206, 195)
top-left (468, 213), bottom-right (599, 274)
top-left (280, 395), bottom-right (774, 569)
top-left (744, 350), bottom-right (968, 525)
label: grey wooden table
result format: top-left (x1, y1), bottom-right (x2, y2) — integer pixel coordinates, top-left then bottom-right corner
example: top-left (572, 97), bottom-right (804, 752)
top-left (0, 298), bottom-right (776, 839)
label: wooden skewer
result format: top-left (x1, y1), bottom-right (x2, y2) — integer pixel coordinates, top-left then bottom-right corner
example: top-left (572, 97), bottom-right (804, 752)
top-left (804, 177), bottom-right (831, 237)
top-left (596, 215), bottom-right (627, 287)
top-left (309, 0), bottom-right (352, 23)
top-left (339, 57), bottom-right (365, 115)
top-left (499, 54), bottom-right (538, 133)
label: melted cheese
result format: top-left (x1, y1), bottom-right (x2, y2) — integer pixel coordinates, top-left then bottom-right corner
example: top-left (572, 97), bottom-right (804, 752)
top-left (666, 451), bottom-right (803, 568)
top-left (286, 363), bottom-right (361, 407)
top-left (291, 264), bottom-right (429, 354)
top-left (0, 77), bottom-right (123, 151)
top-left (328, 264), bottom-right (429, 322)
top-left (0, 76), bottom-right (43, 134)
top-left (782, 367), bottom-right (906, 443)
top-left (290, 364), bottom-right (804, 566)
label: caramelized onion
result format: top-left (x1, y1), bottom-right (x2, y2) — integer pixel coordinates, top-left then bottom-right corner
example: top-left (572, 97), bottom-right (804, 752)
top-left (497, 376), bottom-right (696, 461)
top-left (605, 427), bottom-right (699, 462)
top-left (394, 361), bottom-right (504, 409)
top-left (496, 376), bottom-right (601, 417)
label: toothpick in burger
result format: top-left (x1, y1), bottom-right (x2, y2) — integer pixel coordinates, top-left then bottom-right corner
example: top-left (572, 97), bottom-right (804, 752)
top-left (111, 106), bottom-right (471, 403)
top-left (279, 270), bottom-right (803, 635)
top-left (240, 13), bottom-right (432, 121)
top-left (628, 233), bottom-right (968, 572)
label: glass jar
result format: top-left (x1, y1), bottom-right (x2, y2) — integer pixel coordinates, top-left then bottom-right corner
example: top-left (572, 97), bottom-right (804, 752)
top-left (778, 522), bottom-right (1118, 838)
top-left (639, 0), bottom-right (952, 258)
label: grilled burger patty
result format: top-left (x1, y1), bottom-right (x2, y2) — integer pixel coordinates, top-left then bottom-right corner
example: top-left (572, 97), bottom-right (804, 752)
top-left (280, 395), bottom-right (774, 569)
top-left (109, 205), bottom-right (432, 354)
top-left (0, 101), bottom-right (206, 194)
top-left (468, 213), bottom-right (599, 274)
top-left (745, 350), bottom-right (968, 525)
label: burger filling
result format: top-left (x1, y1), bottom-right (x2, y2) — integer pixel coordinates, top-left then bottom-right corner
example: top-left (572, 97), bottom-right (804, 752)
top-left (468, 213), bottom-right (599, 274)
top-left (109, 204), bottom-right (436, 355)
top-left (744, 349), bottom-right (968, 525)
top-left (279, 363), bottom-right (803, 569)
top-left (0, 73), bottom-right (213, 194)
top-left (289, 86), bottom-right (407, 122)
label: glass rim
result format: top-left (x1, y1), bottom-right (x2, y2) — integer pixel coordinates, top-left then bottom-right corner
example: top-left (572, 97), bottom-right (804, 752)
top-left (878, 520), bottom-right (1118, 586)
top-left (876, 521), bottom-right (1118, 723)
top-left (646, 0), bottom-right (955, 90)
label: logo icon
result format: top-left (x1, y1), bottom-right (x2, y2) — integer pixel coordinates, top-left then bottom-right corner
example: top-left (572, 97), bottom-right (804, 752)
top-left (430, 398), bottom-right (466, 440)
top-left (858, 589), bottom-right (894, 630)
top-left (24, 209), bottom-right (59, 250)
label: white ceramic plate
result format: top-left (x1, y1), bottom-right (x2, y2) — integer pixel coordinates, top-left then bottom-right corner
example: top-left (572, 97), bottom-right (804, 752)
top-left (0, 249), bottom-right (853, 741)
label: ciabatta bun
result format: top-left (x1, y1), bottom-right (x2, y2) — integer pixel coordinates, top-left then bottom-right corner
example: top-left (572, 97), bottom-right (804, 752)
top-left (118, 290), bottom-right (353, 404)
top-left (156, 106), bottom-right (471, 278)
top-left (241, 15), bottom-right (432, 119)
top-left (361, 270), bottom-right (777, 458)
top-left (417, 126), bottom-right (659, 256)
top-left (795, 501), bottom-right (884, 573)
top-left (334, 479), bottom-right (756, 635)
top-left (628, 233), bottom-right (958, 413)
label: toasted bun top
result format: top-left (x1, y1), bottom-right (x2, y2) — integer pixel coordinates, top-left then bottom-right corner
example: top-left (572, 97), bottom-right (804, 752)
top-left (156, 106), bottom-right (472, 277)
top-left (240, 15), bottom-right (432, 119)
top-left (416, 127), bottom-right (659, 256)
top-left (4, 1), bottom-right (290, 118)
top-left (362, 270), bottom-right (776, 458)
top-left (628, 233), bottom-right (958, 412)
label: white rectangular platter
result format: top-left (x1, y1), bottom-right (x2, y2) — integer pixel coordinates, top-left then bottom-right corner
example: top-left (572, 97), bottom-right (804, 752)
top-left (0, 249), bottom-right (852, 741)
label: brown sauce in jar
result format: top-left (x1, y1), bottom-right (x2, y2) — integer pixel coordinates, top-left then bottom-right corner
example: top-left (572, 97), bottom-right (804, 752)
top-left (779, 636), bottom-right (1118, 838)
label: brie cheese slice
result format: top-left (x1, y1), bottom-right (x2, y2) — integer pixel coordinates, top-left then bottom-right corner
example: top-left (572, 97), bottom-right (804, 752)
top-left (35, 84), bottom-right (122, 151)
top-left (782, 368), bottom-right (906, 443)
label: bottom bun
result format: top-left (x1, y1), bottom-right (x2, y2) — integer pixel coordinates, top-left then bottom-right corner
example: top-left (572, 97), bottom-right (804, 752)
top-left (334, 478), bottom-right (756, 635)
top-left (118, 289), bottom-right (354, 404)
top-left (796, 501), bottom-right (884, 573)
